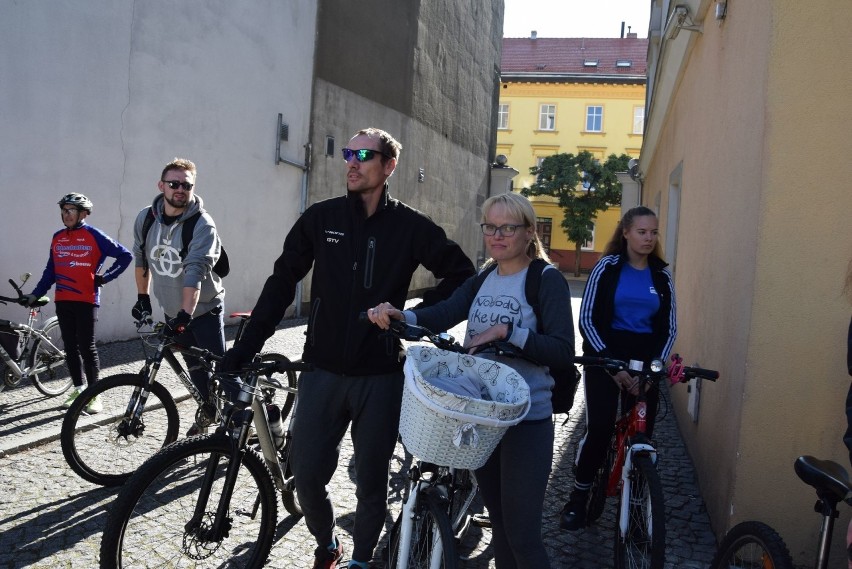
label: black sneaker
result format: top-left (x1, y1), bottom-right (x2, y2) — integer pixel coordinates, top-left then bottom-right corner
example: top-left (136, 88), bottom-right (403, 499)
top-left (312, 537), bottom-right (344, 569)
top-left (559, 491), bottom-right (589, 531)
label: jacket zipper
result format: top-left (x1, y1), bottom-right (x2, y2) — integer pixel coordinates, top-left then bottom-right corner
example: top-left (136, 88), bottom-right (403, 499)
top-left (363, 237), bottom-right (376, 289)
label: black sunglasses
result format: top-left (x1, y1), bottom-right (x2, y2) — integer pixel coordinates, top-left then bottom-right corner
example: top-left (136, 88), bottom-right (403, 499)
top-left (341, 148), bottom-right (391, 163)
top-left (162, 180), bottom-right (194, 191)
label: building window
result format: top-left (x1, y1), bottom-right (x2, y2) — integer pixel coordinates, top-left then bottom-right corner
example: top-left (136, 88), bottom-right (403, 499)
top-left (536, 217), bottom-right (552, 253)
top-left (498, 104), bottom-right (509, 130)
top-left (633, 106), bottom-right (645, 135)
top-left (585, 106), bottom-right (603, 132)
top-left (581, 224), bottom-right (595, 251)
top-left (539, 104), bottom-right (556, 130)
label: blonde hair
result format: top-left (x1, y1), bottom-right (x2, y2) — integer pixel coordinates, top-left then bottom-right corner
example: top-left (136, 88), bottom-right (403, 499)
top-left (480, 192), bottom-right (551, 267)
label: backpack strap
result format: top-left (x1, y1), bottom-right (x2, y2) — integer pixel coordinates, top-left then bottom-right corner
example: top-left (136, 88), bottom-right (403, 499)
top-left (140, 207), bottom-right (156, 277)
top-left (524, 258), bottom-right (549, 331)
top-left (471, 262), bottom-right (499, 296)
top-left (179, 211), bottom-right (203, 259)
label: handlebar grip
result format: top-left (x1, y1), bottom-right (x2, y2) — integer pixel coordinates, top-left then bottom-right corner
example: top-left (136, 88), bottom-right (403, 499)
top-left (685, 366), bottom-right (719, 381)
top-left (358, 311), bottom-right (369, 322)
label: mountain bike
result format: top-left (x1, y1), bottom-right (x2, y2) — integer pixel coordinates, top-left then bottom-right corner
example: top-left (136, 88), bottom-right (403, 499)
top-left (709, 455), bottom-right (852, 569)
top-left (61, 311), bottom-right (297, 487)
top-left (99, 355), bottom-right (312, 568)
top-left (574, 354), bottom-right (719, 569)
top-left (378, 318), bottom-right (530, 569)
top-left (0, 273), bottom-right (71, 396)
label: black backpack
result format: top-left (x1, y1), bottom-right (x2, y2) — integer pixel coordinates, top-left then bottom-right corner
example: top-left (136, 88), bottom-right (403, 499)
top-left (140, 208), bottom-right (230, 278)
top-left (472, 258), bottom-right (581, 415)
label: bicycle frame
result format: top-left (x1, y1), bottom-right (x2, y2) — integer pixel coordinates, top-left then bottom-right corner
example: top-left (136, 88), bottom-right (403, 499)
top-left (0, 312), bottom-right (62, 380)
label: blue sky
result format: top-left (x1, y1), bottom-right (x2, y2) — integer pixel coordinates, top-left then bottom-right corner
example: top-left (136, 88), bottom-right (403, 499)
top-left (503, 0), bottom-right (651, 38)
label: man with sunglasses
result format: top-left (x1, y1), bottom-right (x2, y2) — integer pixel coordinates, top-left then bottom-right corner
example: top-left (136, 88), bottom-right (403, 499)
top-left (131, 157), bottom-right (226, 436)
top-left (23, 193), bottom-right (132, 412)
top-left (223, 128), bottom-right (475, 569)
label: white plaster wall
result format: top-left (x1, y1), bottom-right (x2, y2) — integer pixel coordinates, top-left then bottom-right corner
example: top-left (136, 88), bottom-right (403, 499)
top-left (0, 1), bottom-right (317, 341)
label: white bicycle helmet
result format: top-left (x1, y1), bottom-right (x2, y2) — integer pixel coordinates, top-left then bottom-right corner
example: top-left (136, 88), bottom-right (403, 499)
top-left (58, 193), bottom-right (93, 213)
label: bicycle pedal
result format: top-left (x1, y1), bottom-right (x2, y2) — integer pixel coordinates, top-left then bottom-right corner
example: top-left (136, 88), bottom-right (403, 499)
top-left (471, 513), bottom-right (492, 528)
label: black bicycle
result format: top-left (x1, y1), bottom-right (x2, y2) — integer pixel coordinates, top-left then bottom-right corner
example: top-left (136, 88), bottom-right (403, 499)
top-left (61, 312), bottom-right (297, 487)
top-left (99, 355), bottom-right (312, 568)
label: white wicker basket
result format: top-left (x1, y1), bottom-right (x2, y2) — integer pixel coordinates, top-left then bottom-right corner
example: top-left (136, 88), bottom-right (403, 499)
top-left (399, 345), bottom-right (530, 469)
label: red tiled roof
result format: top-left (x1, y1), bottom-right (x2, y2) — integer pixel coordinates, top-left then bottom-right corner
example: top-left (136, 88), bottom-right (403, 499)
top-left (502, 37), bottom-right (648, 76)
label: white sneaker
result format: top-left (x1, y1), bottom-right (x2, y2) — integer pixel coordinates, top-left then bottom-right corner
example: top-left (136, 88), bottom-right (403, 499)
top-left (85, 394), bottom-right (103, 414)
top-left (62, 387), bottom-right (82, 409)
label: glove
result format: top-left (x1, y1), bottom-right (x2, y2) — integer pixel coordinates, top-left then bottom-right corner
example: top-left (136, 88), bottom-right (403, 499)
top-left (165, 310), bottom-right (192, 337)
top-left (19, 294), bottom-right (39, 307)
top-left (221, 343), bottom-right (256, 373)
top-left (132, 294), bottom-right (153, 322)
top-left (94, 275), bottom-right (105, 288)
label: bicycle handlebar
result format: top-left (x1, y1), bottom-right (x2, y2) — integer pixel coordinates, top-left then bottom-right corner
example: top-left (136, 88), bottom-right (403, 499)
top-left (574, 353), bottom-right (719, 384)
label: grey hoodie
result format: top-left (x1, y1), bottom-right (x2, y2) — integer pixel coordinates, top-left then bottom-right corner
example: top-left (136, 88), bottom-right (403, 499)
top-left (132, 193), bottom-right (225, 318)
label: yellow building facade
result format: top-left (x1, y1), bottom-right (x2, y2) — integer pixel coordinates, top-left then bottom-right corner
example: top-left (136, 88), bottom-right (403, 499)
top-left (498, 36), bottom-right (647, 271)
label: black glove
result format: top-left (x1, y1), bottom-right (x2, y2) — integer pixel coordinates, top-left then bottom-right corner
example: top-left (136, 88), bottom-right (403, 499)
top-left (94, 275), bottom-right (105, 288)
top-left (221, 343), bottom-right (256, 373)
top-left (165, 310), bottom-right (192, 337)
top-left (132, 294), bottom-right (152, 322)
top-left (19, 294), bottom-right (39, 307)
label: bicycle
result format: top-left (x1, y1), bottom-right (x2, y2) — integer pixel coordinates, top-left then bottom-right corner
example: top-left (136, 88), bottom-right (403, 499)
top-left (99, 354), bottom-right (312, 568)
top-left (710, 455), bottom-right (852, 569)
top-left (573, 353), bottom-right (719, 569)
top-left (379, 318), bottom-right (530, 569)
top-left (0, 273), bottom-right (71, 396)
top-left (61, 311), bottom-right (297, 487)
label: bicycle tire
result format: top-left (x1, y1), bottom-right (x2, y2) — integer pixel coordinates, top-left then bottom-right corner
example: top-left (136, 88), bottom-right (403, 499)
top-left (387, 489), bottom-right (459, 569)
top-left (257, 352), bottom-right (298, 421)
top-left (61, 373), bottom-right (180, 486)
top-left (614, 454), bottom-right (665, 569)
top-left (709, 521), bottom-right (793, 569)
top-left (587, 442), bottom-right (615, 523)
top-left (100, 434), bottom-right (278, 569)
top-left (30, 318), bottom-right (72, 396)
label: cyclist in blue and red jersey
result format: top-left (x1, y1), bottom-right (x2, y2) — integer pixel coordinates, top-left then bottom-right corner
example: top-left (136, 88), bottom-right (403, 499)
top-left (22, 193), bottom-right (132, 412)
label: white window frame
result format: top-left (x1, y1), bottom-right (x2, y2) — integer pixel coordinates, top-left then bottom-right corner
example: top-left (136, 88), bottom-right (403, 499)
top-left (497, 104), bottom-right (509, 130)
top-left (581, 224), bottom-right (596, 251)
top-left (585, 106), bottom-right (603, 132)
top-left (539, 104), bottom-right (556, 131)
top-left (633, 106), bottom-right (645, 135)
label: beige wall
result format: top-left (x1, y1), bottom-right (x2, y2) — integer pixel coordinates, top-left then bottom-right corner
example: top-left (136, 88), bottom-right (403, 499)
top-left (642, 0), bottom-right (852, 564)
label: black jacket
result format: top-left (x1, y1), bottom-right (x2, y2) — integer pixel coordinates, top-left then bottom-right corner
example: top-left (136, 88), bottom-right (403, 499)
top-left (239, 188), bottom-right (475, 375)
top-left (579, 253), bottom-right (677, 361)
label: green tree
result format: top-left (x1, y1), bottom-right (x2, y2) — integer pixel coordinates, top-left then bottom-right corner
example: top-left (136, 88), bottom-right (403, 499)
top-left (522, 151), bottom-right (631, 276)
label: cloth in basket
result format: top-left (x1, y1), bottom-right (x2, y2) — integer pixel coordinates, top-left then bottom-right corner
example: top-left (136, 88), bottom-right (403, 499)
top-left (399, 345), bottom-right (530, 469)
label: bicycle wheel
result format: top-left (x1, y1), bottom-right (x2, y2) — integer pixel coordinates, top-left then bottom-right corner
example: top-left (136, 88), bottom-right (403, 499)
top-left (100, 434), bottom-right (278, 569)
top-left (709, 521), bottom-right (793, 569)
top-left (61, 373), bottom-right (180, 486)
top-left (587, 442), bottom-right (615, 523)
top-left (258, 352), bottom-right (298, 420)
top-left (614, 454), bottom-right (665, 569)
top-left (30, 318), bottom-right (72, 396)
top-left (387, 489), bottom-right (458, 569)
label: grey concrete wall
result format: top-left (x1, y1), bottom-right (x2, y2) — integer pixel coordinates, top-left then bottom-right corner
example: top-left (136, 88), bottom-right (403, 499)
top-left (0, 1), bottom-right (317, 341)
top-left (305, 0), bottom-right (504, 307)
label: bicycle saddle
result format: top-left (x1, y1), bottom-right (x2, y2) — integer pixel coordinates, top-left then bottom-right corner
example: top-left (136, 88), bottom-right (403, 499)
top-left (794, 455), bottom-right (852, 503)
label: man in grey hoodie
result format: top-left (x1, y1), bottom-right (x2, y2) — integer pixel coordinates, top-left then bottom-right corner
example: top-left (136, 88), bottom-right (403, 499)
top-left (131, 157), bottom-right (226, 435)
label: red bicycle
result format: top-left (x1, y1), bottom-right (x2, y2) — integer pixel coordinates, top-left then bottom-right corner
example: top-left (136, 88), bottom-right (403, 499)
top-left (574, 354), bottom-right (719, 569)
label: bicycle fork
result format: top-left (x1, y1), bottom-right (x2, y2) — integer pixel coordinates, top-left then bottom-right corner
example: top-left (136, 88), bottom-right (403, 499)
top-left (397, 477), bottom-right (448, 569)
top-left (618, 444), bottom-right (657, 538)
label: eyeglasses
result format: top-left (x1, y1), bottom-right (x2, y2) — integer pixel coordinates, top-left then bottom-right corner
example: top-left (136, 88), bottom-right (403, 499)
top-left (480, 223), bottom-right (527, 237)
top-left (162, 180), bottom-right (194, 191)
top-left (341, 148), bottom-right (391, 163)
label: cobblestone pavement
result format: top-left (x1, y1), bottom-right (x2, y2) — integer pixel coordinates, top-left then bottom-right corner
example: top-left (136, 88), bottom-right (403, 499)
top-left (0, 279), bottom-right (718, 568)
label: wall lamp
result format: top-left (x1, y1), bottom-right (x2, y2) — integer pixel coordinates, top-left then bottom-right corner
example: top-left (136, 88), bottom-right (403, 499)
top-left (666, 5), bottom-right (703, 40)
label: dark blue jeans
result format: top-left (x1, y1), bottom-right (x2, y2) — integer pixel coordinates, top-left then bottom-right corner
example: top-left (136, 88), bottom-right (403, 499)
top-left (168, 306), bottom-right (225, 401)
